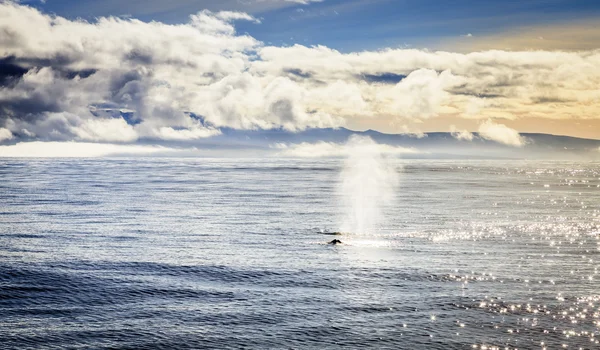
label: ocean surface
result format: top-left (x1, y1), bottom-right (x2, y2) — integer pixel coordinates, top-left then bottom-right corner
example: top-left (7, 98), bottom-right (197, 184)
top-left (1, 158), bottom-right (599, 349)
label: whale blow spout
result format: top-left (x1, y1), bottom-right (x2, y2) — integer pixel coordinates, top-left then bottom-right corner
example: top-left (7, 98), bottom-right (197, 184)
top-left (337, 135), bottom-right (399, 235)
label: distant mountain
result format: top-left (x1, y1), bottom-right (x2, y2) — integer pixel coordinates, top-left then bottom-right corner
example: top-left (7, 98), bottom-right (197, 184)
top-left (152, 127), bottom-right (600, 159)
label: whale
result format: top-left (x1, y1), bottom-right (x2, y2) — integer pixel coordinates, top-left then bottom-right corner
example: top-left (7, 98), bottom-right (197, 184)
top-left (328, 239), bottom-right (343, 245)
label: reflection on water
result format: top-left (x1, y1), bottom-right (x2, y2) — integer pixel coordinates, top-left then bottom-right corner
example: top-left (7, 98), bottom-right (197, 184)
top-left (0, 159), bottom-right (598, 349)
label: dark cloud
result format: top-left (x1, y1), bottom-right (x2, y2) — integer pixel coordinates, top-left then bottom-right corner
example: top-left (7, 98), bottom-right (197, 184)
top-left (0, 76), bottom-right (67, 124)
top-left (6, 55), bottom-right (81, 71)
top-left (530, 96), bottom-right (574, 104)
top-left (269, 99), bottom-right (295, 123)
top-left (109, 69), bottom-right (149, 105)
top-left (0, 55), bottom-right (97, 84)
top-left (448, 87), bottom-right (505, 99)
top-left (0, 56), bottom-right (28, 87)
top-left (125, 48), bottom-right (155, 65)
top-left (284, 68), bottom-right (313, 79)
top-left (0, 56), bottom-right (98, 126)
top-left (0, 94), bottom-right (62, 118)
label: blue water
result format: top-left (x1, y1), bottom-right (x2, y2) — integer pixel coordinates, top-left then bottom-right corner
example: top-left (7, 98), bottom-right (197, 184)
top-left (1, 159), bottom-right (599, 349)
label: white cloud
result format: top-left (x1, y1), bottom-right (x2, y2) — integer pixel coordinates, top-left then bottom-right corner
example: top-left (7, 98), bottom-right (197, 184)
top-left (464, 97), bottom-right (486, 117)
top-left (0, 128), bottom-right (14, 142)
top-left (397, 125), bottom-right (426, 138)
top-left (478, 120), bottom-right (525, 147)
top-left (68, 116), bottom-right (139, 142)
top-left (450, 125), bottom-right (474, 141)
top-left (385, 69), bottom-right (462, 119)
top-left (146, 126), bottom-right (221, 141)
top-left (214, 11), bottom-right (261, 23)
top-left (190, 10), bottom-right (260, 35)
top-left (0, 142), bottom-right (178, 158)
top-left (307, 80), bottom-right (370, 116)
top-left (273, 139), bottom-right (420, 158)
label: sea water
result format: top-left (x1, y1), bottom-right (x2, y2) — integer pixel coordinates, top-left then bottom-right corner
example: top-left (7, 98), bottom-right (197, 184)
top-left (1, 158), bottom-right (599, 349)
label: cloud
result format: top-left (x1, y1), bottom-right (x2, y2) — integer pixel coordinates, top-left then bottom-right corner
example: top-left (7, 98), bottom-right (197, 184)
top-left (272, 139), bottom-right (420, 158)
top-left (0, 127), bottom-right (13, 142)
top-left (65, 114), bottom-right (139, 142)
top-left (213, 11), bottom-right (261, 23)
top-left (190, 10), bottom-right (260, 35)
top-left (0, 141), bottom-right (178, 157)
top-left (0, 3), bottom-right (347, 140)
top-left (386, 69), bottom-right (462, 119)
top-left (1, 3), bottom-right (600, 145)
top-left (478, 120), bottom-right (525, 147)
top-left (254, 45), bottom-right (600, 124)
top-left (450, 125), bottom-right (474, 141)
top-left (145, 125), bottom-right (221, 140)
top-left (397, 125), bottom-right (426, 138)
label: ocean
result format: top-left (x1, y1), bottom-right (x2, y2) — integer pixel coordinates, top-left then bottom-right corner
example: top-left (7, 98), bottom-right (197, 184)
top-left (1, 158), bottom-right (599, 349)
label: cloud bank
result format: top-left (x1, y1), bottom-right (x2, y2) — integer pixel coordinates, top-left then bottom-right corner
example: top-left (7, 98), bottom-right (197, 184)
top-left (0, 141), bottom-right (178, 157)
top-left (1, 2), bottom-right (600, 146)
top-left (272, 138), bottom-right (419, 158)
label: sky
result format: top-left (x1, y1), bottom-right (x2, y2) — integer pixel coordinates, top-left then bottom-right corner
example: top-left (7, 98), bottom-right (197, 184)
top-left (1, 0), bottom-right (600, 156)
top-left (25, 0), bottom-right (600, 51)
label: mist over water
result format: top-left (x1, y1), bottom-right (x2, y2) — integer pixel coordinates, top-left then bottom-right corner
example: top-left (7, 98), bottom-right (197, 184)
top-left (337, 136), bottom-right (400, 235)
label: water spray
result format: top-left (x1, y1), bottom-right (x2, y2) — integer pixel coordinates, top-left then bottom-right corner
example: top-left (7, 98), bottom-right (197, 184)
top-left (336, 135), bottom-right (399, 236)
